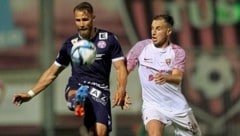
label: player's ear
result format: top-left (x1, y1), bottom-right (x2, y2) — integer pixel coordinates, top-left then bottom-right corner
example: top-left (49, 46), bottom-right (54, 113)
top-left (92, 15), bottom-right (96, 20)
top-left (167, 28), bottom-right (172, 35)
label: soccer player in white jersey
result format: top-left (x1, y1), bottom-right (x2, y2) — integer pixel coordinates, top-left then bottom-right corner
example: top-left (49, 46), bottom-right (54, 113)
top-left (126, 14), bottom-right (202, 136)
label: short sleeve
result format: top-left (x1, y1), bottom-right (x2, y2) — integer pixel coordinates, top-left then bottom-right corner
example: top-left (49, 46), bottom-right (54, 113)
top-left (172, 45), bottom-right (186, 72)
top-left (110, 35), bottom-right (124, 62)
top-left (55, 42), bottom-right (71, 67)
top-left (126, 39), bottom-right (151, 72)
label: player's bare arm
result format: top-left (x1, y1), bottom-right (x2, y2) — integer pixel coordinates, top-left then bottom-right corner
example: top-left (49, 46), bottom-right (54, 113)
top-left (154, 68), bottom-right (183, 85)
top-left (12, 63), bottom-right (65, 106)
top-left (112, 59), bottom-right (130, 109)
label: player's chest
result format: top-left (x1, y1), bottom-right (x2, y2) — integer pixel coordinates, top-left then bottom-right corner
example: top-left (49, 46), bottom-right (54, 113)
top-left (139, 46), bottom-right (175, 68)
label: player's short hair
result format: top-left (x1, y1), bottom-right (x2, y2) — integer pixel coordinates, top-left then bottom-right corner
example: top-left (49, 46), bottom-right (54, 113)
top-left (73, 2), bottom-right (93, 14)
top-left (153, 14), bottom-right (174, 27)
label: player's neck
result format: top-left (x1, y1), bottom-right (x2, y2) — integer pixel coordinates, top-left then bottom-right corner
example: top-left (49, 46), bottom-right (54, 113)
top-left (90, 27), bottom-right (97, 39)
top-left (155, 41), bottom-right (170, 48)
top-left (78, 27), bottom-right (97, 40)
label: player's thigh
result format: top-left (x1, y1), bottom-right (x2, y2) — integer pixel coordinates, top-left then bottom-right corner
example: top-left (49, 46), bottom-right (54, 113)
top-left (146, 119), bottom-right (165, 136)
top-left (96, 122), bottom-right (108, 136)
top-left (172, 111), bottom-right (201, 136)
top-left (84, 87), bottom-right (112, 132)
top-left (88, 122), bottom-right (108, 136)
top-left (64, 78), bottom-right (80, 100)
top-left (142, 105), bottom-right (171, 126)
top-left (142, 106), bottom-right (170, 136)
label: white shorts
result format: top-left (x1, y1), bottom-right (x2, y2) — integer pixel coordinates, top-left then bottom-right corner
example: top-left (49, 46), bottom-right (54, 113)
top-left (142, 105), bottom-right (201, 136)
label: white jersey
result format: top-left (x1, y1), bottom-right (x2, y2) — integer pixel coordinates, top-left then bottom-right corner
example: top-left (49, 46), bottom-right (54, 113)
top-left (127, 39), bottom-right (190, 114)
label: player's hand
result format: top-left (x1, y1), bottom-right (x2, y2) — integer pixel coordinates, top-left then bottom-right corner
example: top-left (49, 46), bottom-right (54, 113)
top-left (12, 93), bottom-right (32, 106)
top-left (154, 73), bottom-right (166, 84)
top-left (112, 90), bottom-right (126, 110)
top-left (123, 92), bottom-right (131, 110)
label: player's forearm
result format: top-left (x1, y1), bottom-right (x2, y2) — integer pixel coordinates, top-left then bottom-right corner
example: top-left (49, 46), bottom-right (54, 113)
top-left (164, 74), bottom-right (182, 84)
top-left (30, 64), bottom-right (63, 97)
top-left (31, 72), bottom-right (57, 96)
top-left (116, 67), bottom-right (128, 92)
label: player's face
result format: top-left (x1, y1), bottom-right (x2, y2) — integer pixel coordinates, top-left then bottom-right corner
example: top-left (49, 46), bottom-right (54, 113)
top-left (74, 10), bottom-right (95, 39)
top-left (151, 19), bottom-right (172, 47)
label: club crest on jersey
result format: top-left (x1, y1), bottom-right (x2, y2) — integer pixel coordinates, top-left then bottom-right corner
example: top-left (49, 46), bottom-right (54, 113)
top-left (99, 32), bottom-right (108, 40)
top-left (165, 58), bottom-right (171, 65)
top-left (97, 41), bottom-right (107, 48)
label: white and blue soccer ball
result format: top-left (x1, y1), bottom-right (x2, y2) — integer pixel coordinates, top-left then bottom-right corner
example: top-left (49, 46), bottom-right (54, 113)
top-left (71, 40), bottom-right (96, 66)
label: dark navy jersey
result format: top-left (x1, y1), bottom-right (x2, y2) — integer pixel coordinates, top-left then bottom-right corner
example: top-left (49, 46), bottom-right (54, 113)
top-left (55, 28), bottom-right (124, 87)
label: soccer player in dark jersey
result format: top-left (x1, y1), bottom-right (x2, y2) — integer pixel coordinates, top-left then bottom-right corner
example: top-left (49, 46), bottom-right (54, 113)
top-left (12, 2), bottom-right (129, 136)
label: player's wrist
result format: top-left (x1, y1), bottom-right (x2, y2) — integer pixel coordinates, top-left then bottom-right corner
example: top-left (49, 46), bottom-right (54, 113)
top-left (117, 89), bottom-right (126, 94)
top-left (27, 90), bottom-right (35, 97)
top-left (117, 86), bottom-right (126, 91)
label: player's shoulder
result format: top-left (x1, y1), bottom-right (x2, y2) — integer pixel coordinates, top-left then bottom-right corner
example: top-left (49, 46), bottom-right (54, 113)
top-left (96, 28), bottom-right (119, 42)
top-left (97, 29), bottom-right (114, 35)
top-left (96, 29), bottom-right (123, 45)
top-left (134, 39), bottom-right (152, 48)
top-left (170, 43), bottom-right (186, 55)
top-left (64, 34), bottom-right (79, 45)
top-left (128, 39), bottom-right (152, 54)
top-left (137, 39), bottom-right (152, 44)
top-left (170, 43), bottom-right (184, 50)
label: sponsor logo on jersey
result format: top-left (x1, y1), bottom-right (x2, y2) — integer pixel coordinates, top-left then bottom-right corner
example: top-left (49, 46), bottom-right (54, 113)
top-left (90, 88), bottom-right (101, 98)
top-left (99, 32), bottom-right (108, 40)
top-left (95, 54), bottom-right (104, 60)
top-left (144, 58), bottom-right (152, 61)
top-left (148, 74), bottom-right (154, 81)
top-left (89, 87), bottom-right (108, 105)
top-left (143, 58), bottom-right (153, 63)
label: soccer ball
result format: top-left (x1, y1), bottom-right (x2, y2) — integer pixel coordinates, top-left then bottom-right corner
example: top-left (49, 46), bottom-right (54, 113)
top-left (71, 40), bottom-right (96, 66)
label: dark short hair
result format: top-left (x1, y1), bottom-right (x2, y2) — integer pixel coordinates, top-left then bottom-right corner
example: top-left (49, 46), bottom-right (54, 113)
top-left (153, 14), bottom-right (174, 27)
top-left (73, 2), bottom-right (93, 14)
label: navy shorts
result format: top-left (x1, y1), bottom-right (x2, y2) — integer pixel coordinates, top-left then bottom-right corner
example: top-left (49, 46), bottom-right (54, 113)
top-left (65, 78), bottom-right (112, 132)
